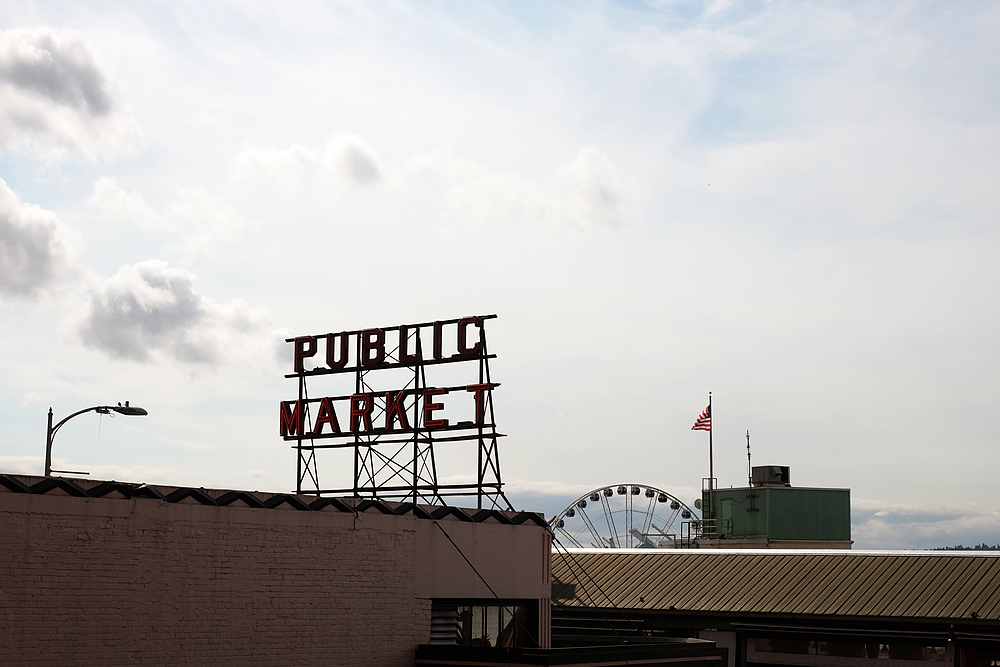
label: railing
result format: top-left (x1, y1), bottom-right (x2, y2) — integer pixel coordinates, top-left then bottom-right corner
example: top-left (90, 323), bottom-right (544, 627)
top-left (682, 518), bottom-right (732, 542)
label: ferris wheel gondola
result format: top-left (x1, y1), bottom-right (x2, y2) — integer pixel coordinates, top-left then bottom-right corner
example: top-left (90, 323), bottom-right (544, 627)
top-left (550, 483), bottom-right (700, 549)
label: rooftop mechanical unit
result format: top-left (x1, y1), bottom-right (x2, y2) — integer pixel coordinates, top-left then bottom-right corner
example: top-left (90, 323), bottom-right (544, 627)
top-left (751, 465), bottom-right (791, 487)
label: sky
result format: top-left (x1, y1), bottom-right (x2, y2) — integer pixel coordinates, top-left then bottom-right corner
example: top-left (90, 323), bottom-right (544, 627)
top-left (1, 1), bottom-right (998, 550)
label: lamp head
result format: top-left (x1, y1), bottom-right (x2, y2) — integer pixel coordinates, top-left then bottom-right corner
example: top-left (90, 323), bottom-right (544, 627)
top-left (112, 405), bottom-right (148, 416)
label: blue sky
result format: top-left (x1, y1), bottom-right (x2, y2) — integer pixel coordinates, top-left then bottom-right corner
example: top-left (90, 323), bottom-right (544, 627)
top-left (1, 1), bottom-right (998, 549)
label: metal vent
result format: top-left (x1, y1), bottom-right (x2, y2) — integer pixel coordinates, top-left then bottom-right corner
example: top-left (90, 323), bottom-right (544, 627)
top-left (429, 603), bottom-right (461, 645)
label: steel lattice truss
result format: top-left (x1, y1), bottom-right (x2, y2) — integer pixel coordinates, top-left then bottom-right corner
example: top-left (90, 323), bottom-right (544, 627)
top-left (282, 315), bottom-right (512, 510)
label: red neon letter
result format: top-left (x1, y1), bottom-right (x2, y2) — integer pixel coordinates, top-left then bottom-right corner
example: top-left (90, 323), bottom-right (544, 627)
top-left (423, 387), bottom-right (450, 429)
top-left (466, 383), bottom-right (492, 424)
top-left (433, 321), bottom-right (444, 360)
top-left (361, 329), bottom-right (386, 366)
top-left (385, 391), bottom-right (410, 430)
top-left (293, 336), bottom-right (317, 373)
top-left (350, 394), bottom-right (374, 432)
top-left (457, 317), bottom-right (482, 356)
top-left (325, 332), bottom-right (349, 370)
top-left (399, 325), bottom-right (420, 364)
top-left (312, 397), bottom-right (341, 435)
top-left (279, 401), bottom-right (302, 436)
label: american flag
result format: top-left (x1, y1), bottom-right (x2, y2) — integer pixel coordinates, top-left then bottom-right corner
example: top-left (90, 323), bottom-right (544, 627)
top-left (691, 405), bottom-right (711, 431)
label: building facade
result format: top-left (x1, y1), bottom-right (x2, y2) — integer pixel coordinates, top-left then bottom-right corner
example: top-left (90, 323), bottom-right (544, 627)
top-left (0, 474), bottom-right (552, 666)
top-left (552, 549), bottom-right (1000, 667)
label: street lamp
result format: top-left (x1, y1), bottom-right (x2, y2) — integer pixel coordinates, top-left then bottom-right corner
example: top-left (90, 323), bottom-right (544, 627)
top-left (45, 402), bottom-right (149, 477)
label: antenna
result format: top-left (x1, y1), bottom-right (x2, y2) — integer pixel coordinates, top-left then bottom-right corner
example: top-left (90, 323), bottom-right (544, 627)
top-left (746, 430), bottom-right (752, 487)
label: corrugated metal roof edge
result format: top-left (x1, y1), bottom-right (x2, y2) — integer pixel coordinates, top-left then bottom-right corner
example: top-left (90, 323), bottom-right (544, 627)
top-left (0, 474), bottom-right (549, 527)
top-left (556, 548), bottom-right (1000, 557)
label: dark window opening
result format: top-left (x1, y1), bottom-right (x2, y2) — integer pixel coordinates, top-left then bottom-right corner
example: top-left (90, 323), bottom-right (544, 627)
top-left (431, 600), bottom-right (537, 648)
top-left (754, 638), bottom-right (947, 661)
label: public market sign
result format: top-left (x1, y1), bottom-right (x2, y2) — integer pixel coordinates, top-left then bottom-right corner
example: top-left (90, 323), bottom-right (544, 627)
top-left (280, 315), bottom-right (498, 441)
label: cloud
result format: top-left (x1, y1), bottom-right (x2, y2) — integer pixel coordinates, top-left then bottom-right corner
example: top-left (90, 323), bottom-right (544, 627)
top-left (78, 259), bottom-right (285, 367)
top-left (232, 133), bottom-right (382, 190)
top-left (86, 178), bottom-right (255, 259)
top-left (852, 497), bottom-right (1000, 550)
top-left (0, 177), bottom-right (76, 299)
top-left (409, 147), bottom-right (638, 231)
top-left (0, 456), bottom-right (181, 484)
top-left (0, 28), bottom-right (140, 161)
top-left (85, 177), bottom-right (160, 227)
top-left (233, 134), bottom-right (635, 232)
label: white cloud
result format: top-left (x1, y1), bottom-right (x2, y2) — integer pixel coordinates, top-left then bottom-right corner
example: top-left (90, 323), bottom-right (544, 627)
top-left (86, 177), bottom-right (255, 260)
top-left (409, 146), bottom-right (638, 231)
top-left (0, 28), bottom-right (141, 161)
top-left (852, 497), bottom-right (1000, 550)
top-left (232, 133), bottom-right (382, 191)
top-left (0, 177), bottom-right (77, 299)
top-left (77, 259), bottom-right (285, 368)
top-left (0, 456), bottom-right (42, 476)
top-left (233, 134), bottom-right (635, 232)
top-left (0, 456), bottom-right (181, 484)
top-left (85, 177), bottom-right (159, 227)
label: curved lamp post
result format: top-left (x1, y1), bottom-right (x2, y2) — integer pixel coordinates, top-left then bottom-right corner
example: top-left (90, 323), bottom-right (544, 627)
top-left (45, 403), bottom-right (148, 476)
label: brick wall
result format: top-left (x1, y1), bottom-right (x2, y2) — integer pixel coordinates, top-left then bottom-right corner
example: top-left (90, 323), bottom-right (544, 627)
top-left (0, 479), bottom-right (551, 666)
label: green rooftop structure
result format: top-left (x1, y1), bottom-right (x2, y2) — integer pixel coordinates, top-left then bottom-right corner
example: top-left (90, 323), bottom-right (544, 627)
top-left (698, 466), bottom-right (852, 549)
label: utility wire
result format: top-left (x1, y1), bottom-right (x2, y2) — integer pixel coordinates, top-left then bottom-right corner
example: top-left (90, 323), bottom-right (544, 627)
top-left (433, 520), bottom-right (538, 648)
top-left (550, 534), bottom-right (652, 643)
top-left (550, 536), bottom-right (627, 644)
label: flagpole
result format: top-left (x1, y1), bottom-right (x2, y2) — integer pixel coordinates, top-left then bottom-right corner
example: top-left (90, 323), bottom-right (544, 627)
top-left (708, 392), bottom-right (714, 525)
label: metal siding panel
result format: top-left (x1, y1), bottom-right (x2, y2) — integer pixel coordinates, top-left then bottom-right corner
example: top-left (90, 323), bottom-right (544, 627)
top-left (952, 558), bottom-right (1000, 619)
top-left (964, 561), bottom-right (1000, 620)
top-left (916, 557), bottom-right (976, 617)
top-left (713, 554), bottom-right (775, 612)
top-left (797, 553), bottom-right (860, 615)
top-left (670, 553), bottom-right (728, 609)
top-left (553, 553), bottom-right (591, 608)
top-left (604, 553), bottom-right (647, 606)
top-left (664, 554), bottom-right (721, 609)
top-left (652, 553), bottom-right (708, 608)
top-left (821, 555), bottom-right (889, 615)
top-left (853, 556), bottom-right (918, 616)
top-left (647, 553), bottom-right (711, 609)
top-left (625, 554), bottom-right (674, 608)
top-left (646, 554), bottom-right (692, 609)
top-left (698, 554), bottom-right (753, 610)
top-left (894, 557), bottom-right (947, 618)
top-left (604, 553), bottom-right (636, 605)
top-left (617, 554), bottom-right (670, 608)
top-left (670, 554), bottom-right (737, 610)
top-left (869, 556), bottom-right (931, 616)
top-left (790, 556), bottom-right (852, 614)
top-left (744, 556), bottom-right (816, 613)
top-left (712, 554), bottom-right (780, 612)
top-left (639, 555), bottom-right (684, 608)
top-left (765, 489), bottom-right (851, 540)
top-left (978, 569), bottom-right (1000, 620)
top-left (734, 553), bottom-right (790, 613)
top-left (925, 557), bottom-right (989, 618)
top-left (552, 551), bottom-right (1000, 623)
top-left (806, 554), bottom-right (867, 615)
top-left (784, 554), bottom-right (845, 615)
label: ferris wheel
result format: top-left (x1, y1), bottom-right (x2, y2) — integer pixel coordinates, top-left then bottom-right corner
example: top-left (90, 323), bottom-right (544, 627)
top-left (550, 483), bottom-right (700, 549)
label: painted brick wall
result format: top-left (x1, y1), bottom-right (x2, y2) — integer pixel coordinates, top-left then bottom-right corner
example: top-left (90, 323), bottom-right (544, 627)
top-left (0, 481), bottom-right (551, 666)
